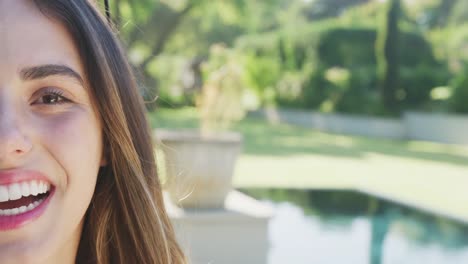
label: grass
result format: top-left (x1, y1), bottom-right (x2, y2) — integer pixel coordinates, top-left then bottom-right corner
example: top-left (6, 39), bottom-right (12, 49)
top-left (149, 107), bottom-right (468, 223)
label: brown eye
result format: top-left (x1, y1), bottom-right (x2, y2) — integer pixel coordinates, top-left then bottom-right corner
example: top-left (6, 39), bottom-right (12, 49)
top-left (33, 88), bottom-right (71, 106)
top-left (41, 93), bottom-right (65, 104)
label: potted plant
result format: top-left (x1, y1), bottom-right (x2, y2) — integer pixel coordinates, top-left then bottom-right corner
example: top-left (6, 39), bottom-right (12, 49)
top-left (154, 44), bottom-right (246, 209)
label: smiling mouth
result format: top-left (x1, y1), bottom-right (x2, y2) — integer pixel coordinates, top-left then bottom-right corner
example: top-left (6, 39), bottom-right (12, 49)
top-left (0, 181), bottom-right (52, 216)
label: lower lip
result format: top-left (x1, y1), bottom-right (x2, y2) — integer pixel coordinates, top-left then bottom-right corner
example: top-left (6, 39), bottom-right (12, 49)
top-left (0, 188), bottom-right (55, 231)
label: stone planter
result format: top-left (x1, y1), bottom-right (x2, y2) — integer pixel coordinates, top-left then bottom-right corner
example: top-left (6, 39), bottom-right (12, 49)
top-left (154, 129), bottom-right (242, 209)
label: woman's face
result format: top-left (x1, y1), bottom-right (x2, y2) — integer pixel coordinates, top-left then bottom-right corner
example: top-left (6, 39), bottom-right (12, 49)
top-left (0, 1), bottom-right (105, 263)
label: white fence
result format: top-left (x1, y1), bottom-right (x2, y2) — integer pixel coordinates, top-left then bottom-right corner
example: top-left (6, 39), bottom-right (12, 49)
top-left (405, 112), bottom-right (468, 144)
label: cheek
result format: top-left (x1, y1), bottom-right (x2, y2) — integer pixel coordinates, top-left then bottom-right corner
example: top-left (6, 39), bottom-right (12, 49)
top-left (34, 108), bottom-right (103, 192)
top-left (22, 108), bottom-right (104, 261)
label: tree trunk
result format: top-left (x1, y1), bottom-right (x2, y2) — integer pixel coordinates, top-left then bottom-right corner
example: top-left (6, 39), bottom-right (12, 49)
top-left (377, 0), bottom-right (401, 114)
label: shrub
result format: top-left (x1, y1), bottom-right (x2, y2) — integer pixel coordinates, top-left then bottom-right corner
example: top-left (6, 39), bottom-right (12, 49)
top-left (236, 24), bottom-right (448, 115)
top-left (301, 67), bottom-right (330, 109)
top-left (318, 28), bottom-right (378, 67)
top-left (399, 65), bottom-right (450, 109)
top-left (243, 53), bottom-right (281, 105)
top-left (317, 27), bottom-right (436, 69)
top-left (450, 68), bottom-right (468, 113)
top-left (334, 67), bottom-right (380, 114)
top-left (274, 71), bottom-right (308, 108)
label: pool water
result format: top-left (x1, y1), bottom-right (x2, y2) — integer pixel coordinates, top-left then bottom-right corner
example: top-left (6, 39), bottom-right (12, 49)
top-left (240, 189), bottom-right (468, 264)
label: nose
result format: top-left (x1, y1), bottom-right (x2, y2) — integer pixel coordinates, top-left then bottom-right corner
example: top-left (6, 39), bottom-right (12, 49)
top-left (0, 108), bottom-right (33, 164)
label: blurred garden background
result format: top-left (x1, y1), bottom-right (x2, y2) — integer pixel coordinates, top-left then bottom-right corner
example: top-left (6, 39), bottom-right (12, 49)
top-left (108, 0), bottom-right (468, 263)
top-left (111, 0), bottom-right (468, 116)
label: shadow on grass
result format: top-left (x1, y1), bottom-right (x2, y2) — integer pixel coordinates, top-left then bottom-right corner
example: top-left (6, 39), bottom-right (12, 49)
top-left (233, 118), bottom-right (468, 167)
top-left (149, 109), bottom-right (468, 167)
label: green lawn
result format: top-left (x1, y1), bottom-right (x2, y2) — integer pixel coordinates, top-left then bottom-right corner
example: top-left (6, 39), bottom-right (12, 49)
top-left (149, 107), bottom-right (468, 222)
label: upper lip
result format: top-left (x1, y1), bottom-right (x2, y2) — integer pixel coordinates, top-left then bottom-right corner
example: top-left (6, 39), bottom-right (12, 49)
top-left (0, 169), bottom-right (53, 186)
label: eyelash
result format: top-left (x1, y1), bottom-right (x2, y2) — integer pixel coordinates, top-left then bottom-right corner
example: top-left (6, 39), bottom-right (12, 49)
top-left (34, 88), bottom-right (71, 106)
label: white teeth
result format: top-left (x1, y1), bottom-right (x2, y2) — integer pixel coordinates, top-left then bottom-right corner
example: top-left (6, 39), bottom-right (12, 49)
top-left (0, 181), bottom-right (51, 203)
top-left (8, 184), bottom-right (22, 201)
top-left (0, 179), bottom-right (51, 215)
top-left (1, 209), bottom-right (11, 216)
top-left (41, 182), bottom-right (49, 193)
top-left (37, 182), bottom-right (43, 194)
top-left (0, 186), bottom-right (8, 202)
top-left (30, 181), bottom-right (39, 196)
top-left (21, 182), bottom-right (30, 197)
top-left (18, 206), bottom-right (27, 214)
top-left (0, 198), bottom-right (45, 216)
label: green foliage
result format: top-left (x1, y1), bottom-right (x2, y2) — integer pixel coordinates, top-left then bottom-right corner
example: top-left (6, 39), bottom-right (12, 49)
top-left (301, 67), bottom-right (329, 110)
top-left (144, 55), bottom-right (188, 109)
top-left (296, 66), bottom-right (382, 115)
top-left (278, 36), bottom-right (308, 71)
top-left (377, 0), bottom-right (402, 113)
top-left (318, 28), bottom-right (378, 67)
top-left (243, 53), bottom-right (281, 104)
top-left (450, 0), bottom-right (468, 25)
top-left (317, 27), bottom-right (436, 68)
top-left (235, 33), bottom-right (279, 56)
top-left (399, 32), bottom-right (438, 66)
top-left (274, 71), bottom-right (309, 108)
top-left (339, 1), bottom-right (381, 27)
top-left (237, 19), bottom-right (446, 115)
top-left (399, 65), bottom-right (450, 109)
top-left (450, 67), bottom-right (468, 113)
top-left (445, 24), bottom-right (468, 72)
top-left (115, 0), bottom-right (467, 116)
top-left (334, 67), bottom-right (381, 114)
top-left (302, 0), bottom-right (372, 20)
top-left (301, 25), bottom-right (442, 114)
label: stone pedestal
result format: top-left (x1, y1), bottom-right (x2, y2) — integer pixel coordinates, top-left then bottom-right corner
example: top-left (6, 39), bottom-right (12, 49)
top-left (165, 190), bottom-right (273, 264)
top-left (156, 129), bottom-right (242, 209)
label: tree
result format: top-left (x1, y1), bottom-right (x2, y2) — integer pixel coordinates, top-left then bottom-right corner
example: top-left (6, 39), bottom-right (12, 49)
top-left (434, 0), bottom-right (457, 27)
top-left (303, 0), bottom-right (372, 20)
top-left (111, 1), bottom-right (203, 66)
top-left (105, 0), bottom-right (243, 108)
top-left (376, 0), bottom-right (402, 114)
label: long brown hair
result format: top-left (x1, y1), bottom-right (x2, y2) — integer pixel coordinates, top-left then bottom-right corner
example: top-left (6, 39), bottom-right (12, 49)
top-left (32, 1), bottom-right (186, 263)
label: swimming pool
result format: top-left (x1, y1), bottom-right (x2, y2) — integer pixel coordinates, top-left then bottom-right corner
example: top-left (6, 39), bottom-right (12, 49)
top-left (240, 189), bottom-right (468, 264)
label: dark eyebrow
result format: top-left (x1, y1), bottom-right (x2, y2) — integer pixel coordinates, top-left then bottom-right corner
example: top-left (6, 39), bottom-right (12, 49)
top-left (19, 64), bottom-right (84, 86)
